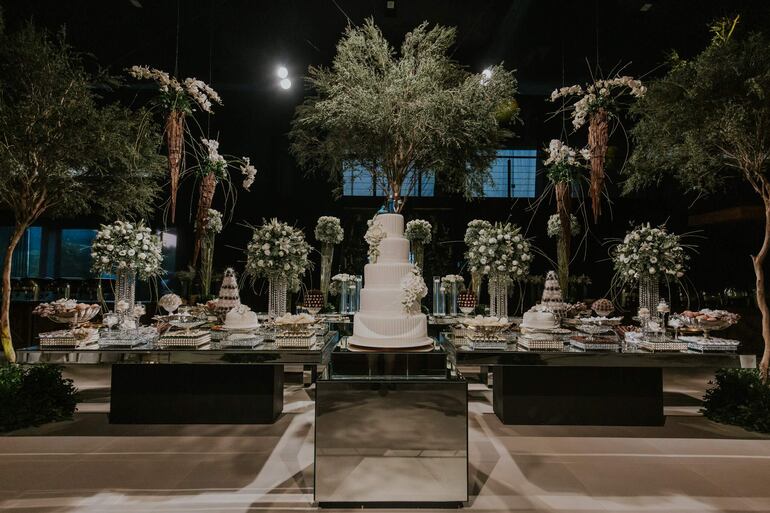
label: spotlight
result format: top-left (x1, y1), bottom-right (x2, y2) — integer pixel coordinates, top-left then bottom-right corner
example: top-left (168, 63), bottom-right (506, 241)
top-left (277, 66), bottom-right (289, 79)
top-left (480, 68), bottom-right (493, 85)
top-left (279, 78), bottom-right (292, 90)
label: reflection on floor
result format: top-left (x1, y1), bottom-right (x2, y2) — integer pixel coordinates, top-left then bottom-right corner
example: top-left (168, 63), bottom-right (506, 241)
top-left (1, 366), bottom-right (769, 513)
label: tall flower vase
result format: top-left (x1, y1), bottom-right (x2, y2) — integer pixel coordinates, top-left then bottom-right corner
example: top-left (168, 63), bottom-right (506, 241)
top-left (412, 243), bottom-right (425, 272)
top-left (320, 243), bottom-right (334, 301)
top-left (638, 275), bottom-right (660, 315)
top-left (432, 277), bottom-right (446, 316)
top-left (448, 282), bottom-right (459, 316)
top-left (470, 271), bottom-right (483, 301)
top-left (268, 276), bottom-right (288, 319)
top-left (488, 274), bottom-right (508, 319)
top-left (115, 270), bottom-right (136, 329)
top-left (200, 235), bottom-right (215, 299)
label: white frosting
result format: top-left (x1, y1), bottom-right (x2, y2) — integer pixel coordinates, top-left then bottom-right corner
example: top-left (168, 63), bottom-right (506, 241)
top-left (522, 309), bottom-right (558, 329)
top-left (225, 305), bottom-right (259, 329)
top-left (350, 213), bottom-right (432, 349)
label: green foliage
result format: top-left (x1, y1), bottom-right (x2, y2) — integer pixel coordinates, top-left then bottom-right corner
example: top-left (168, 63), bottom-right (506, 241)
top-left (0, 364), bottom-right (78, 432)
top-left (624, 27), bottom-right (770, 195)
top-left (290, 18), bottom-right (519, 201)
top-left (0, 22), bottom-right (165, 225)
top-left (702, 368), bottom-right (770, 434)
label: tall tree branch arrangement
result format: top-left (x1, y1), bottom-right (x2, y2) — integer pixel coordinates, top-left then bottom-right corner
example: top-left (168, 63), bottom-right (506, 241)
top-left (290, 18), bottom-right (519, 210)
top-left (623, 17), bottom-right (770, 378)
top-left (0, 23), bottom-right (165, 362)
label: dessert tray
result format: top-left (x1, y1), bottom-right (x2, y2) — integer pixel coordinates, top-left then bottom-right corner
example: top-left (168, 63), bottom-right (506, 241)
top-left (637, 339), bottom-right (688, 352)
top-left (99, 326), bottom-right (158, 347)
top-left (679, 336), bottom-right (740, 353)
top-left (274, 313), bottom-right (317, 348)
top-left (518, 333), bottom-right (565, 351)
top-left (156, 330), bottom-right (211, 349)
top-left (569, 335), bottom-right (621, 352)
top-left (39, 328), bottom-right (99, 348)
top-left (216, 333), bottom-right (264, 349)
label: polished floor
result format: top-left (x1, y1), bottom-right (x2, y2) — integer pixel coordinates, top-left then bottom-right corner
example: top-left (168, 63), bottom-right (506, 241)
top-left (1, 367), bottom-right (769, 513)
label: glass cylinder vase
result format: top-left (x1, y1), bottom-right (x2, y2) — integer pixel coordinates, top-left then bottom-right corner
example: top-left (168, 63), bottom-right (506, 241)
top-left (320, 243), bottom-right (334, 301)
top-left (200, 234), bottom-right (215, 299)
top-left (268, 276), bottom-right (288, 319)
top-left (115, 269), bottom-right (136, 330)
top-left (432, 277), bottom-right (446, 316)
top-left (448, 282), bottom-right (459, 316)
top-left (470, 271), bottom-right (483, 300)
top-left (638, 275), bottom-right (660, 316)
top-left (488, 273), bottom-right (508, 320)
top-left (412, 243), bottom-right (425, 272)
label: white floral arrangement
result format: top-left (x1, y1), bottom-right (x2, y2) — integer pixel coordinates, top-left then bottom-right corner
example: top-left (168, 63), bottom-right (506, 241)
top-left (405, 219), bottom-right (432, 245)
top-left (464, 219), bottom-right (493, 246)
top-left (547, 214), bottom-right (581, 238)
top-left (128, 65), bottom-right (222, 114)
top-left (610, 224), bottom-right (689, 284)
top-left (465, 222), bottom-right (532, 278)
top-left (91, 220), bottom-right (163, 280)
top-left (199, 138), bottom-right (255, 190)
top-left (549, 76), bottom-right (646, 130)
top-left (329, 273), bottom-right (356, 296)
top-left (400, 267), bottom-right (428, 314)
top-left (244, 219), bottom-right (312, 291)
top-left (240, 157), bottom-right (257, 191)
top-left (365, 216), bottom-right (387, 263)
top-left (205, 209), bottom-right (223, 234)
top-left (315, 216), bottom-right (344, 245)
top-left (441, 274), bottom-right (464, 285)
top-left (543, 139), bottom-right (589, 182)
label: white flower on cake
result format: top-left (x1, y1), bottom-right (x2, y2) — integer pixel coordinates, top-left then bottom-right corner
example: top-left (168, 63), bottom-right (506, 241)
top-left (400, 267), bottom-right (428, 314)
top-left (315, 216), bottom-right (344, 244)
top-left (91, 220), bottom-right (163, 280)
top-left (364, 216), bottom-right (387, 263)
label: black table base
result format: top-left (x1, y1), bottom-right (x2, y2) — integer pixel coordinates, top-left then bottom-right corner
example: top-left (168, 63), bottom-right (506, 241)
top-left (493, 366), bottom-right (664, 426)
top-left (110, 364), bottom-right (284, 424)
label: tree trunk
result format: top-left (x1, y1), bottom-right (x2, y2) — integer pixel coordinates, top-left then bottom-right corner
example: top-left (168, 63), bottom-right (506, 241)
top-left (753, 198), bottom-right (770, 380)
top-left (555, 181), bottom-right (572, 294)
top-left (165, 110), bottom-right (185, 224)
top-left (588, 108), bottom-right (609, 223)
top-left (191, 172), bottom-right (217, 268)
top-left (1, 222), bottom-right (28, 362)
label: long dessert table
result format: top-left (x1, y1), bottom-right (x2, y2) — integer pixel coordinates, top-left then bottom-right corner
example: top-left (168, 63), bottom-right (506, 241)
top-left (444, 332), bottom-right (743, 425)
top-left (17, 331), bottom-right (339, 424)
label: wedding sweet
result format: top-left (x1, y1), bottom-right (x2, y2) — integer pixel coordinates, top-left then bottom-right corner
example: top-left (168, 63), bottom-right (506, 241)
top-left (216, 268), bottom-right (241, 313)
top-left (224, 304), bottom-right (259, 330)
top-left (521, 306), bottom-right (559, 330)
top-left (591, 298), bottom-right (614, 317)
top-left (158, 293), bottom-right (182, 314)
top-left (349, 213), bottom-right (433, 349)
top-left (541, 271), bottom-right (568, 313)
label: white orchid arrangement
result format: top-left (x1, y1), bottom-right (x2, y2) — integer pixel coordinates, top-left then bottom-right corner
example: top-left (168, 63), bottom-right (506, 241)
top-left (441, 274), bottom-right (465, 285)
top-left (405, 219), bottom-right (432, 245)
top-left (315, 216), bottom-right (344, 245)
top-left (549, 75), bottom-right (647, 130)
top-left (465, 222), bottom-right (532, 279)
top-left (240, 158), bottom-right (257, 191)
top-left (329, 273), bottom-right (356, 296)
top-left (610, 224), bottom-right (690, 285)
top-left (244, 219), bottom-right (312, 292)
top-left (196, 137), bottom-right (256, 191)
top-left (400, 267), bottom-right (428, 314)
top-left (91, 220), bottom-right (163, 280)
top-left (365, 216), bottom-right (387, 263)
top-left (128, 65), bottom-right (222, 114)
top-left (205, 209), bottom-right (223, 235)
top-left (547, 213), bottom-right (581, 238)
top-left (543, 139), bottom-right (589, 183)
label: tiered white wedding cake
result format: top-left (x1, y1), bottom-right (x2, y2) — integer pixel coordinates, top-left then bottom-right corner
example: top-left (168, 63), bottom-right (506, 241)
top-left (349, 214), bottom-right (433, 349)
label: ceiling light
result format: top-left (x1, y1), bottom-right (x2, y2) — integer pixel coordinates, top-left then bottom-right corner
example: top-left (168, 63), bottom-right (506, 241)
top-left (277, 66), bottom-right (289, 79)
top-left (279, 78), bottom-right (292, 90)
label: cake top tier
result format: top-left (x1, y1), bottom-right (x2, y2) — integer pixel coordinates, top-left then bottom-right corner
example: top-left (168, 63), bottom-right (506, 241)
top-left (376, 214), bottom-right (404, 238)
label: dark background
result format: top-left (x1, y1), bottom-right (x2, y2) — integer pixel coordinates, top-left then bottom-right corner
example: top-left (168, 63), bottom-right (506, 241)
top-left (2, 1), bottom-right (769, 332)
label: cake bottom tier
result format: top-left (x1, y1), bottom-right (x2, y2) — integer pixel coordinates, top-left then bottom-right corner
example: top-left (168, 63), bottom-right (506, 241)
top-left (349, 312), bottom-right (433, 349)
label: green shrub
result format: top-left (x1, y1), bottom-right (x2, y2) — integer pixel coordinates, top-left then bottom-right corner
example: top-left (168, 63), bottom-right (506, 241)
top-left (0, 364), bottom-right (78, 432)
top-left (702, 368), bottom-right (770, 434)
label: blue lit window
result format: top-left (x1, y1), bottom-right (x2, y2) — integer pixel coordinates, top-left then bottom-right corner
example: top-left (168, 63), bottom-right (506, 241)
top-left (60, 229), bottom-right (97, 278)
top-left (481, 149), bottom-right (537, 198)
top-left (343, 164), bottom-right (434, 197)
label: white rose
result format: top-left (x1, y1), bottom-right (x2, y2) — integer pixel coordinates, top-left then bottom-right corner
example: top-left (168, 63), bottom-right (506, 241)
top-left (119, 250), bottom-right (126, 256)
top-left (101, 256), bottom-right (109, 263)
top-left (649, 267), bottom-right (656, 274)
top-left (489, 238), bottom-right (497, 244)
top-left (106, 244), bottom-right (114, 251)
top-left (127, 249), bottom-right (135, 256)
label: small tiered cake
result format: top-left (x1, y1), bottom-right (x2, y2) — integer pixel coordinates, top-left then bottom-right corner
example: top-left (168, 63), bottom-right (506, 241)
top-left (348, 213), bottom-right (433, 349)
top-left (216, 268), bottom-right (241, 315)
top-left (541, 271), bottom-right (564, 308)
